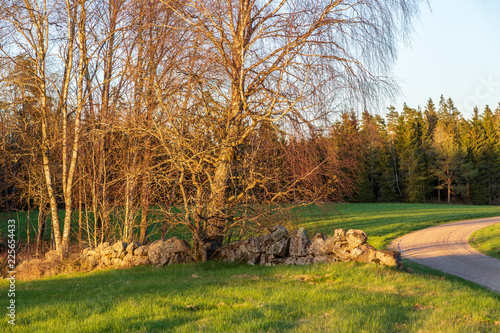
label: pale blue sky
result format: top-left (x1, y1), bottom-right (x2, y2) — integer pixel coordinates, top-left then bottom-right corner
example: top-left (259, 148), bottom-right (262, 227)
top-left (391, 0), bottom-right (500, 117)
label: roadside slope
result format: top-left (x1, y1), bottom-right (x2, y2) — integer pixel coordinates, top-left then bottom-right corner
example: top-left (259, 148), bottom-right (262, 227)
top-left (389, 217), bottom-right (500, 293)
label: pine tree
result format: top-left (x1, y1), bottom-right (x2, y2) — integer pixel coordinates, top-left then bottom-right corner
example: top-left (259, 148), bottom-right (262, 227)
top-left (481, 105), bottom-right (500, 204)
top-left (432, 97), bottom-right (464, 203)
top-left (421, 98), bottom-right (438, 200)
top-left (384, 106), bottom-right (403, 199)
top-left (458, 108), bottom-right (485, 204)
top-left (395, 104), bottom-right (426, 202)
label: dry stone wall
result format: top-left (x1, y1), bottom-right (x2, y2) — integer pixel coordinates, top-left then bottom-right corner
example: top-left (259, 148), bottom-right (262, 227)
top-left (81, 226), bottom-right (402, 270)
top-left (213, 226), bottom-right (402, 268)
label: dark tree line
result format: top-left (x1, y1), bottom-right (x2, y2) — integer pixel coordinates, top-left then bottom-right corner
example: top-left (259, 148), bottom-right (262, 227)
top-left (341, 96), bottom-right (500, 205)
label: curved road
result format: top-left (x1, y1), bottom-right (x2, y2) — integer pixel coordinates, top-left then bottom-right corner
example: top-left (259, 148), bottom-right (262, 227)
top-left (389, 217), bottom-right (500, 293)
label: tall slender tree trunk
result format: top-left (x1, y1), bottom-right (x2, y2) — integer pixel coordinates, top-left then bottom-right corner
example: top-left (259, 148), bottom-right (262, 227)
top-left (36, 202), bottom-right (47, 255)
top-left (139, 138), bottom-right (151, 243)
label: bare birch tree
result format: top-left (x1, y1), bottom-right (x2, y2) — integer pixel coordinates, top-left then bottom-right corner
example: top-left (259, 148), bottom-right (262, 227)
top-left (145, 0), bottom-right (424, 260)
top-left (0, 0), bottom-right (92, 255)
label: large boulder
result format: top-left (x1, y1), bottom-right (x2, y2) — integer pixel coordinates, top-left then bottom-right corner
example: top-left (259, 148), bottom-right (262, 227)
top-left (262, 233), bottom-right (274, 247)
top-left (214, 246), bottom-right (238, 262)
top-left (320, 237), bottom-right (336, 255)
top-left (134, 245), bottom-right (149, 257)
top-left (148, 237), bottom-right (192, 266)
top-left (333, 243), bottom-right (352, 261)
top-left (113, 241), bottom-right (127, 254)
top-left (289, 227), bottom-right (310, 257)
top-left (265, 237), bottom-right (289, 257)
top-left (308, 233), bottom-right (326, 256)
top-left (376, 250), bottom-right (401, 267)
top-left (168, 236), bottom-right (191, 253)
top-left (271, 226), bottom-right (288, 242)
top-left (235, 244), bottom-right (261, 265)
top-left (126, 241), bottom-right (140, 255)
top-left (333, 229), bottom-right (347, 242)
top-left (353, 243), bottom-right (378, 263)
top-left (244, 237), bottom-right (262, 253)
top-left (346, 229), bottom-right (368, 249)
top-left (148, 240), bottom-right (170, 265)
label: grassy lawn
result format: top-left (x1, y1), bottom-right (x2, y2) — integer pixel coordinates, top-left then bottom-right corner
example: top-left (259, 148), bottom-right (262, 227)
top-left (470, 222), bottom-right (500, 260)
top-left (1, 261), bottom-right (499, 332)
top-left (1, 203), bottom-right (500, 332)
top-left (293, 203), bottom-right (500, 249)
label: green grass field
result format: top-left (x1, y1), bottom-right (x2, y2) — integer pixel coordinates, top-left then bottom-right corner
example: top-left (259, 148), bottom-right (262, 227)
top-left (470, 222), bottom-right (500, 260)
top-left (1, 203), bottom-right (500, 332)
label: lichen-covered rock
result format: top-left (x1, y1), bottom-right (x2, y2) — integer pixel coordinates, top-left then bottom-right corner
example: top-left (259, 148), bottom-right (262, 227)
top-left (262, 233), bottom-right (274, 246)
top-left (134, 245), bottom-right (148, 257)
top-left (320, 237), bottom-right (336, 255)
top-left (214, 246), bottom-right (237, 262)
top-left (169, 252), bottom-right (190, 264)
top-left (244, 237), bottom-right (262, 253)
top-left (133, 256), bottom-right (151, 266)
top-left (82, 247), bottom-right (94, 256)
top-left (271, 225), bottom-right (288, 242)
top-left (113, 241), bottom-right (128, 253)
top-left (148, 240), bottom-right (170, 265)
top-left (376, 250), bottom-right (401, 267)
top-left (354, 243), bottom-right (378, 263)
top-left (236, 244), bottom-right (261, 265)
top-left (101, 256), bottom-right (111, 266)
top-left (308, 233), bottom-right (326, 255)
top-left (289, 227), bottom-right (310, 257)
top-left (236, 245), bottom-right (261, 265)
top-left (86, 255), bottom-right (98, 268)
top-left (97, 242), bottom-right (110, 251)
top-left (265, 257), bottom-right (287, 266)
top-left (101, 246), bottom-right (114, 256)
top-left (126, 241), bottom-right (140, 255)
top-left (111, 258), bottom-right (122, 266)
top-left (333, 228), bottom-right (347, 242)
top-left (148, 237), bottom-right (192, 266)
top-left (85, 250), bottom-right (97, 258)
top-left (334, 244), bottom-right (352, 261)
top-left (266, 237), bottom-right (289, 257)
top-left (346, 229), bottom-right (367, 248)
top-left (168, 236), bottom-right (191, 253)
top-left (350, 247), bottom-right (365, 261)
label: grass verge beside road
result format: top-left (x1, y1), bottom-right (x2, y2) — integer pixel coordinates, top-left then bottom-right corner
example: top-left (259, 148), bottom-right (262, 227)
top-left (470, 222), bottom-right (500, 260)
top-left (293, 203), bottom-right (500, 249)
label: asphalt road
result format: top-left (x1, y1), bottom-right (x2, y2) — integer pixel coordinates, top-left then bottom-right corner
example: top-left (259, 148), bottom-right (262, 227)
top-left (389, 217), bottom-right (500, 293)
